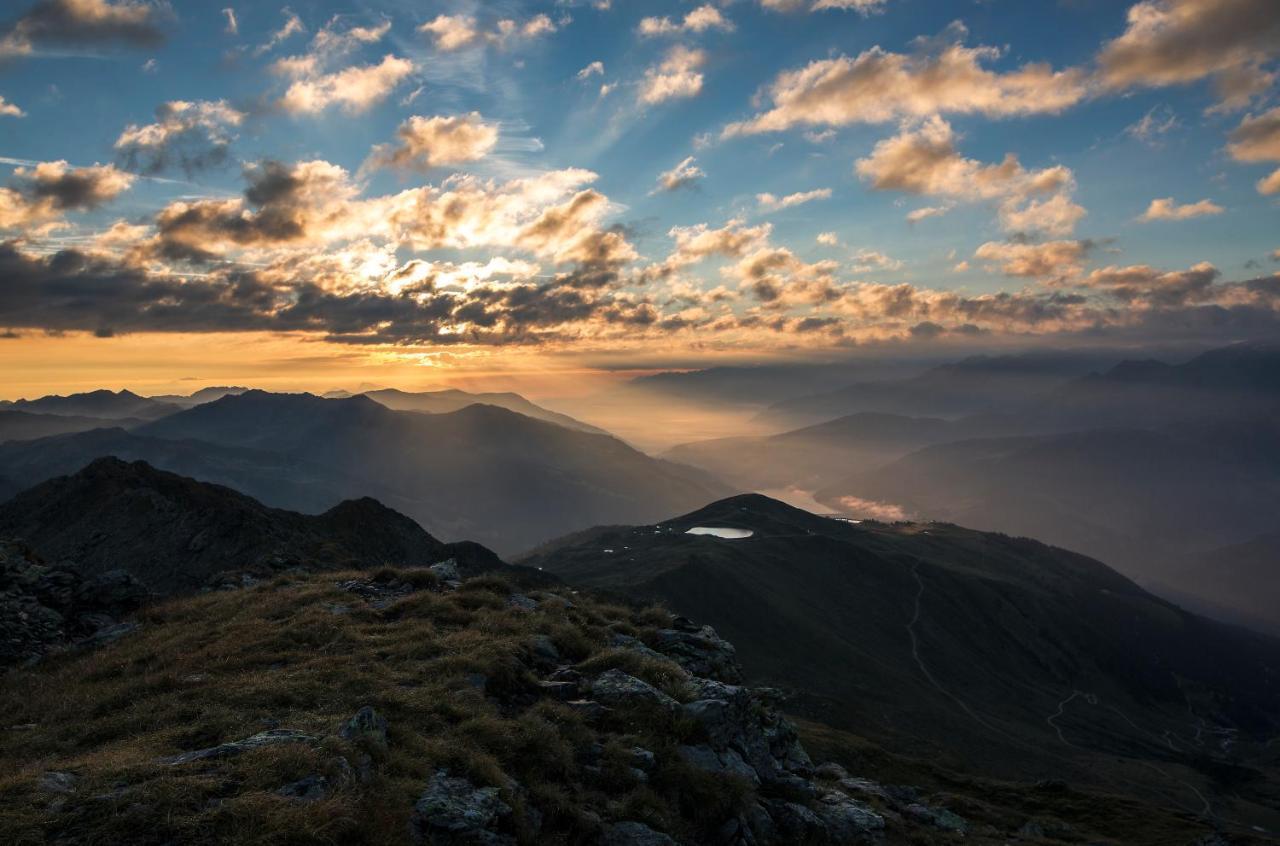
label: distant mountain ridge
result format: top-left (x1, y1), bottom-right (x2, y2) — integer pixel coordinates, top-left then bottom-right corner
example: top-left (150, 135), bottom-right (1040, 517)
top-left (755, 351), bottom-right (1121, 428)
top-left (0, 457), bottom-right (464, 593)
top-left (0, 391), bottom-right (729, 554)
top-left (0, 410), bottom-right (147, 445)
top-left (0, 389), bottom-right (178, 421)
top-left (358, 388), bottom-right (608, 435)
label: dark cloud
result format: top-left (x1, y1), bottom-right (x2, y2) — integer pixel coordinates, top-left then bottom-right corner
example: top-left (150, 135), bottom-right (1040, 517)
top-left (1, 0), bottom-right (169, 57)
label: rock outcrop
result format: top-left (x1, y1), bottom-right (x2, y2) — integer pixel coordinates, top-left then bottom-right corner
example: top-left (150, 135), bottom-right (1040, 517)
top-left (0, 538), bottom-right (149, 667)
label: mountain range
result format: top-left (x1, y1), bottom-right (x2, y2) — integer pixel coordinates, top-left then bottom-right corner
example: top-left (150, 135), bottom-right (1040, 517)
top-left (0, 391), bottom-right (727, 554)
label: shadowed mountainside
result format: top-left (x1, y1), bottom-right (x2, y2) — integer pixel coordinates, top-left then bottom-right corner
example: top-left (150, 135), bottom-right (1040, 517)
top-left (522, 494), bottom-right (1280, 830)
top-left (0, 457), bottom-right (470, 593)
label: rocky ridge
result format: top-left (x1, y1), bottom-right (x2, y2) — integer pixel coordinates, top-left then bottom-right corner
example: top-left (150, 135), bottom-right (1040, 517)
top-left (0, 538), bottom-right (150, 667)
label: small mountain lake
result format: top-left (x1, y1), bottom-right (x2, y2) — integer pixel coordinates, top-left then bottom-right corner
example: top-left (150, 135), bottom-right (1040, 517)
top-left (685, 527), bottom-right (754, 539)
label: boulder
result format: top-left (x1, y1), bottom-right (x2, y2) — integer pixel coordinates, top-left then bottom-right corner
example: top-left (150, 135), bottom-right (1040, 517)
top-left (428, 560), bottom-right (461, 583)
top-left (814, 792), bottom-right (885, 842)
top-left (338, 705), bottom-right (388, 747)
top-left (651, 625), bottom-right (740, 683)
top-left (409, 770), bottom-right (513, 845)
top-left (589, 669), bottom-right (678, 711)
top-left (161, 729), bottom-right (317, 765)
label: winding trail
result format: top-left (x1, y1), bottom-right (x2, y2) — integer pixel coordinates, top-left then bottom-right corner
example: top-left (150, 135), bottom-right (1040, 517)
top-left (906, 562), bottom-right (1012, 740)
top-left (1046, 690), bottom-right (1097, 747)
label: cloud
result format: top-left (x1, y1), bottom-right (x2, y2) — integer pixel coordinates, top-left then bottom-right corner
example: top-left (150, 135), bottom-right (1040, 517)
top-left (638, 5), bottom-right (732, 36)
top-left (850, 249), bottom-right (902, 273)
top-left (855, 116), bottom-right (1085, 236)
top-left (757, 188), bottom-right (831, 210)
top-left (0, 160), bottom-right (134, 231)
top-left (652, 156), bottom-right (704, 193)
top-left (0, 0), bottom-right (168, 59)
top-left (0, 96), bottom-right (24, 117)
top-left (1096, 0), bottom-right (1280, 111)
top-left (136, 158), bottom-right (629, 274)
top-left (974, 239), bottom-right (1093, 281)
top-left (254, 7), bottom-right (304, 56)
top-left (221, 7), bottom-right (236, 35)
top-left (418, 13), bottom-right (560, 51)
top-left (114, 99), bottom-right (245, 175)
top-left (278, 54), bottom-right (414, 115)
top-left (759, 0), bottom-right (888, 14)
top-left (1227, 106), bottom-right (1280, 195)
top-left (364, 113), bottom-right (499, 172)
top-left (639, 46), bottom-right (705, 104)
top-left (731, 247), bottom-right (841, 305)
top-left (665, 219), bottom-right (772, 267)
top-left (905, 204), bottom-right (950, 223)
top-left (1126, 105), bottom-right (1178, 145)
top-left (816, 232), bottom-right (839, 245)
top-left (1077, 262), bottom-right (1221, 307)
top-left (722, 24), bottom-right (1086, 136)
top-left (576, 60), bottom-right (603, 80)
top-left (1138, 197), bottom-right (1224, 221)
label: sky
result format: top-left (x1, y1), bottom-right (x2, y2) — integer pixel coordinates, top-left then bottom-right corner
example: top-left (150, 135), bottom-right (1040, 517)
top-left (1, 0), bottom-right (1279, 398)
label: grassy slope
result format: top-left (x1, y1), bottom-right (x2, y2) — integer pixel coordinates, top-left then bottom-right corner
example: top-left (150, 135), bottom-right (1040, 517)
top-left (0, 571), bottom-right (750, 845)
top-left (2, 569), bottom-right (1257, 845)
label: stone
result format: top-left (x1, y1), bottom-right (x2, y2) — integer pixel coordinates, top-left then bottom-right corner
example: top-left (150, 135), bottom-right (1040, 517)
top-left (160, 729), bottom-right (317, 765)
top-left (679, 744), bottom-right (760, 785)
top-left (589, 669), bottom-right (678, 711)
top-left (601, 821), bottom-right (677, 845)
top-left (651, 625), bottom-right (741, 683)
top-left (536, 680), bottom-right (579, 701)
top-left (609, 632), bottom-right (668, 663)
top-left (428, 560), bottom-right (461, 583)
top-left (409, 770), bottom-right (513, 845)
top-left (38, 771), bottom-right (77, 794)
top-left (507, 593), bottom-right (537, 612)
top-left (838, 777), bottom-right (890, 802)
top-left (762, 800), bottom-right (828, 842)
top-left (814, 791), bottom-right (885, 841)
top-left (904, 802), bottom-right (967, 833)
top-left (338, 705), bottom-right (388, 747)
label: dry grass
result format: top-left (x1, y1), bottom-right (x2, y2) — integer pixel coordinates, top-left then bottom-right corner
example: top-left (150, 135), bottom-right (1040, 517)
top-left (0, 571), bottom-right (741, 845)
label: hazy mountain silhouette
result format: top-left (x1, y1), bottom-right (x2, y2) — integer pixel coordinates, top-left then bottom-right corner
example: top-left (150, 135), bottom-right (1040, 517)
top-left (358, 387), bottom-right (607, 435)
top-left (756, 352), bottom-right (1120, 428)
top-left (0, 392), bottom-right (728, 554)
top-left (147, 386), bottom-right (250, 407)
top-left (817, 427), bottom-right (1280, 601)
top-left (0, 457), bottom-right (459, 593)
top-left (522, 494), bottom-right (1280, 824)
top-left (0, 389), bottom-right (178, 421)
top-left (999, 343), bottom-right (1280, 433)
top-left (1158, 531), bottom-right (1280, 635)
top-left (0, 410), bottom-right (146, 444)
top-left (665, 412), bottom-right (979, 490)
